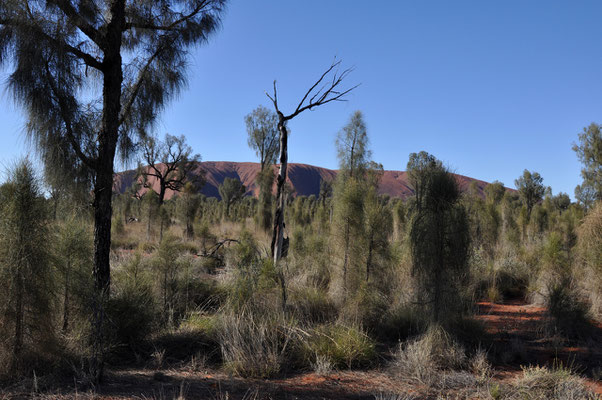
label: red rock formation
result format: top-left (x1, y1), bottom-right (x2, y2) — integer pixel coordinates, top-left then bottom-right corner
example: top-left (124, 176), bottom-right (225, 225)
top-left (113, 161), bottom-right (510, 200)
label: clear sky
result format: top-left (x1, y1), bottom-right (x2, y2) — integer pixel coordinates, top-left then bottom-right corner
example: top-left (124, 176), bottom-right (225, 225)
top-left (1, 0), bottom-right (601, 197)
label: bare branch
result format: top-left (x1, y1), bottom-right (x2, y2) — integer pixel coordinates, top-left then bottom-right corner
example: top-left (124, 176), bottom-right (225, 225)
top-left (268, 59), bottom-right (359, 122)
top-left (265, 80), bottom-right (279, 114)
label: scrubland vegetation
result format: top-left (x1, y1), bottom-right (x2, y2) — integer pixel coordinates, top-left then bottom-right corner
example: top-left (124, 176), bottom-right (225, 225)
top-left (0, 112), bottom-right (600, 399)
top-left (1, 1), bottom-right (601, 398)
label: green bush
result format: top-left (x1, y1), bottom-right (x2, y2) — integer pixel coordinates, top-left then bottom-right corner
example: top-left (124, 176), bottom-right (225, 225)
top-left (106, 282), bottom-right (158, 349)
top-left (544, 280), bottom-right (591, 340)
top-left (377, 305), bottom-right (427, 343)
top-left (302, 324), bottom-right (376, 370)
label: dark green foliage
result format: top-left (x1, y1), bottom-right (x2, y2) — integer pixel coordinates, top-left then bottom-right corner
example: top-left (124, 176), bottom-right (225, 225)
top-left (515, 170), bottom-right (545, 220)
top-left (485, 181), bottom-right (506, 205)
top-left (407, 152), bottom-right (470, 325)
top-left (178, 182), bottom-right (202, 239)
top-left (150, 234), bottom-right (184, 325)
top-left (256, 168), bottom-right (275, 231)
top-left (106, 281), bottom-right (158, 350)
top-left (143, 189), bottom-right (160, 241)
top-left (0, 0), bottom-right (227, 380)
top-left (219, 177), bottom-right (246, 218)
top-left (544, 279), bottom-right (591, 340)
top-left (54, 217), bottom-right (93, 335)
top-left (0, 160), bottom-right (55, 375)
top-left (573, 123), bottom-right (602, 208)
top-left (363, 188), bottom-right (393, 282)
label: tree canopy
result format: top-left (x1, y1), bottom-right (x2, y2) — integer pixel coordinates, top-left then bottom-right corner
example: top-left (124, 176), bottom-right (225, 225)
top-left (573, 123), bottom-right (602, 208)
top-left (515, 170), bottom-right (545, 219)
top-left (0, 0), bottom-right (226, 381)
top-left (245, 105), bottom-right (279, 171)
top-left (139, 133), bottom-right (202, 205)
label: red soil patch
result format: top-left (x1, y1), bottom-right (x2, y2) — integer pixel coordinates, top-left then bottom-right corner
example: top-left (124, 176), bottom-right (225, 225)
top-left (477, 299), bottom-right (602, 394)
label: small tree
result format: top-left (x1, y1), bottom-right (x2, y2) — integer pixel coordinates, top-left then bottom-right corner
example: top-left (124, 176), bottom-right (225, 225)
top-left (485, 180), bottom-right (506, 205)
top-left (151, 234), bottom-right (183, 326)
top-left (577, 201), bottom-right (602, 317)
top-left (178, 182), bottom-right (202, 239)
top-left (143, 190), bottom-right (160, 241)
top-left (246, 106), bottom-right (280, 170)
top-left (333, 112), bottom-right (372, 293)
top-left (363, 188), bottom-right (393, 282)
top-left (219, 178), bottom-right (246, 219)
top-left (0, 161), bottom-right (54, 375)
top-left (140, 133), bottom-right (202, 205)
top-left (55, 217), bottom-right (93, 334)
top-left (407, 152), bottom-right (470, 325)
top-left (515, 170), bottom-right (545, 221)
top-left (336, 111), bottom-right (371, 179)
top-left (573, 123), bottom-right (602, 208)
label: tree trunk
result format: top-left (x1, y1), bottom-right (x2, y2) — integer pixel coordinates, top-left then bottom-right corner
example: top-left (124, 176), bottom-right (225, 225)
top-left (366, 236), bottom-right (374, 282)
top-left (271, 118), bottom-right (288, 312)
top-left (147, 201), bottom-right (153, 241)
top-left (160, 217), bottom-right (165, 242)
top-left (11, 268), bottom-right (24, 374)
top-left (271, 119), bottom-right (288, 263)
top-left (90, 0), bottom-right (125, 383)
top-left (342, 218), bottom-right (350, 298)
top-left (62, 260), bottom-right (71, 333)
top-left (159, 179), bottom-right (166, 205)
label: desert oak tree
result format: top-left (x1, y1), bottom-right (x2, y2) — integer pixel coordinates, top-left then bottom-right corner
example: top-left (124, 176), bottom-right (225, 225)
top-left (139, 133), bottom-right (202, 205)
top-left (0, 0), bottom-right (226, 381)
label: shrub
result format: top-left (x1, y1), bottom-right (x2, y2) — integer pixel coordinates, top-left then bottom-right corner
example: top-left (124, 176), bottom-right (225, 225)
top-left (391, 325), bottom-right (466, 385)
top-left (576, 202), bottom-right (602, 320)
top-left (373, 304), bottom-right (427, 343)
top-left (218, 312), bottom-right (295, 378)
top-left (112, 213), bottom-right (125, 236)
top-left (105, 281), bottom-right (158, 350)
top-left (302, 324), bottom-right (376, 370)
top-left (543, 279), bottom-right (592, 341)
top-left (513, 365), bottom-right (596, 400)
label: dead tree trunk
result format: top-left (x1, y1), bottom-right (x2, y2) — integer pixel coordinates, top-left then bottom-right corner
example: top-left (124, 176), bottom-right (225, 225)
top-left (267, 59), bottom-right (358, 270)
top-left (271, 118), bottom-right (288, 263)
top-left (266, 60), bottom-right (357, 313)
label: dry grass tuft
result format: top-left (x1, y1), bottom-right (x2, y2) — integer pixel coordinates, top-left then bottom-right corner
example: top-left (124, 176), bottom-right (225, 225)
top-left (391, 325), bottom-right (466, 385)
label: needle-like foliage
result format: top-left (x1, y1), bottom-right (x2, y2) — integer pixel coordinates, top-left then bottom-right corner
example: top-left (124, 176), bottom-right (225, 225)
top-left (407, 152), bottom-right (470, 325)
top-left (0, 0), bottom-right (226, 381)
top-left (0, 160), bottom-right (54, 376)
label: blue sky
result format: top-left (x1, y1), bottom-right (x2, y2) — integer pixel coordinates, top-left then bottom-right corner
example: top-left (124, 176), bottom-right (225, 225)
top-left (1, 0), bottom-right (601, 197)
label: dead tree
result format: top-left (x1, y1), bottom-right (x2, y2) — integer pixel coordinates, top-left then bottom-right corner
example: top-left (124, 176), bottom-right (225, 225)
top-left (266, 59), bottom-right (358, 307)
